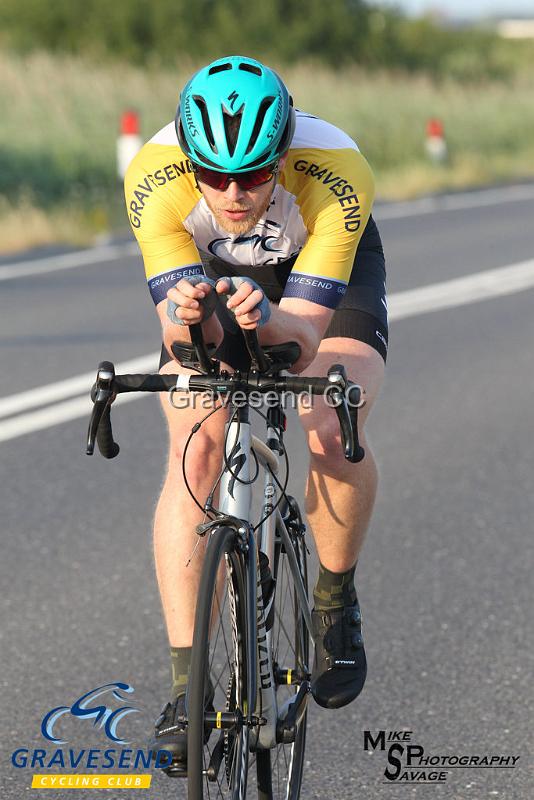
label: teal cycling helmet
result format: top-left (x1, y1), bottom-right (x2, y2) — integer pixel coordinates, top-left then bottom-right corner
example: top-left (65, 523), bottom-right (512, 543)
top-left (176, 55), bottom-right (295, 173)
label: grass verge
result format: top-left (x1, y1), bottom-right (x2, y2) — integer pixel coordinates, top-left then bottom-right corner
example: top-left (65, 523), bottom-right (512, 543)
top-left (1, 50), bottom-right (534, 252)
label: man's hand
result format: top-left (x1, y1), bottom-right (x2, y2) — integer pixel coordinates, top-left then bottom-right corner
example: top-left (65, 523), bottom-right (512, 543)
top-left (160, 276), bottom-right (223, 355)
top-left (216, 277), bottom-right (271, 330)
top-left (166, 277), bottom-right (217, 326)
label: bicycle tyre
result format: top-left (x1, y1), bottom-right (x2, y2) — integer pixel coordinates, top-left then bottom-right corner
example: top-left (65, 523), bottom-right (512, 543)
top-left (188, 526), bottom-right (251, 799)
top-left (256, 499), bottom-right (309, 799)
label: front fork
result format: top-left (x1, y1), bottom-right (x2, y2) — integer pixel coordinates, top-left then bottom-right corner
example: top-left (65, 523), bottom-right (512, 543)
top-left (251, 462), bottom-right (311, 751)
top-left (216, 412), bottom-right (309, 751)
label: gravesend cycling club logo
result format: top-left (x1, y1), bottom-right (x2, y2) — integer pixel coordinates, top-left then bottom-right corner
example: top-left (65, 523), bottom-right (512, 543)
top-left (11, 682), bottom-right (172, 789)
top-left (208, 232), bottom-right (283, 258)
top-left (363, 729), bottom-right (520, 785)
top-left (41, 682), bottom-right (138, 745)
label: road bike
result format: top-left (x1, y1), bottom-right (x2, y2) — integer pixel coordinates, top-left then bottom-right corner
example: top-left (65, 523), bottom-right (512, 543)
top-left (86, 322), bottom-right (364, 799)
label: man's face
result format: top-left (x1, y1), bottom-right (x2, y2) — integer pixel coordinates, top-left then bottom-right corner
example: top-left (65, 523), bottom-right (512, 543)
top-left (198, 156), bottom-right (287, 235)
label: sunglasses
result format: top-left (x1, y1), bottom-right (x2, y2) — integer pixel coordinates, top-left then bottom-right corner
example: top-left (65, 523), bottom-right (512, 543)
top-left (193, 162), bottom-right (279, 191)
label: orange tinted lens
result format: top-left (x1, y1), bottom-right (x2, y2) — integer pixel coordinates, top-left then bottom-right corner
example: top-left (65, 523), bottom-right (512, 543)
top-left (195, 167), bottom-right (231, 190)
top-left (195, 165), bottom-right (275, 191)
top-left (235, 166), bottom-right (275, 190)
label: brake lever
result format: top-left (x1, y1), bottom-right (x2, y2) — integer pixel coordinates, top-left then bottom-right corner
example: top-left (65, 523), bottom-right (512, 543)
top-left (86, 361), bottom-right (118, 456)
top-left (327, 364), bottom-right (365, 463)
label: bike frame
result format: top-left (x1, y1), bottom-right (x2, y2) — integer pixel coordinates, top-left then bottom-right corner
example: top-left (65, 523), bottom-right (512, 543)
top-left (215, 398), bottom-right (312, 751)
top-left (85, 328), bottom-right (364, 795)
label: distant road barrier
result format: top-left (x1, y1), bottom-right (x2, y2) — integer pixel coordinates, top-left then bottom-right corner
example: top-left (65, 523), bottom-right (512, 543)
top-left (117, 110), bottom-right (142, 179)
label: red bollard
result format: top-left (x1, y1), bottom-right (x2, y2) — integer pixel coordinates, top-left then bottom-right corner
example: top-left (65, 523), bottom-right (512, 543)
top-left (425, 117), bottom-right (447, 163)
top-left (117, 110), bottom-right (142, 179)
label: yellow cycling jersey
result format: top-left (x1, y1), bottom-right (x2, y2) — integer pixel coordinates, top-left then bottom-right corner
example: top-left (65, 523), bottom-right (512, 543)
top-left (124, 110), bottom-right (375, 309)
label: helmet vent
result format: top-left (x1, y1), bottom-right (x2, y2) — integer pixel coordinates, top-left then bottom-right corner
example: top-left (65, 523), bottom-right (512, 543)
top-left (223, 110), bottom-right (243, 157)
top-left (246, 97), bottom-right (275, 154)
top-left (193, 95), bottom-right (217, 153)
top-left (243, 154), bottom-right (270, 169)
top-left (192, 147), bottom-right (220, 169)
top-left (208, 63), bottom-right (232, 75)
top-left (239, 63), bottom-right (262, 76)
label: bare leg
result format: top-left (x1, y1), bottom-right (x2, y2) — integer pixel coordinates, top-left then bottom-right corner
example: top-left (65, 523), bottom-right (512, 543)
top-left (153, 361), bottom-right (228, 647)
top-left (298, 339), bottom-right (385, 572)
top-left (299, 338), bottom-right (384, 708)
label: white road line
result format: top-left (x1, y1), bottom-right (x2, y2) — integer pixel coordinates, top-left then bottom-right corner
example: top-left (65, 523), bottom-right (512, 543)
top-left (375, 182), bottom-right (534, 221)
top-left (2, 257), bottom-right (534, 443)
top-left (1, 182), bottom-right (533, 282)
top-left (0, 392), bottom-right (147, 444)
top-left (388, 258), bottom-right (534, 320)
top-left (0, 242), bottom-right (139, 281)
top-left (0, 353), bottom-right (158, 420)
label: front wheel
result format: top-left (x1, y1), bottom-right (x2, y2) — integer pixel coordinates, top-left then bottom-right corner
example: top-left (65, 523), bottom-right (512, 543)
top-left (188, 526), bottom-right (251, 799)
top-left (256, 499), bottom-right (310, 799)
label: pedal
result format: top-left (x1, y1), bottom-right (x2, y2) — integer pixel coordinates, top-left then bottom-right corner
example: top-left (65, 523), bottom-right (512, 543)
top-left (164, 760), bottom-right (187, 778)
top-left (276, 681), bottom-right (310, 744)
top-left (275, 667), bottom-right (311, 685)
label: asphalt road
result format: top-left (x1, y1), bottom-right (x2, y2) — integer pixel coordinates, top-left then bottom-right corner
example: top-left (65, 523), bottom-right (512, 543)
top-left (2, 185), bottom-right (533, 799)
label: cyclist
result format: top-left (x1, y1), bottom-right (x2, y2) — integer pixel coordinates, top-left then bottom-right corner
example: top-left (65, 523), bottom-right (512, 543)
top-left (124, 55), bottom-right (387, 767)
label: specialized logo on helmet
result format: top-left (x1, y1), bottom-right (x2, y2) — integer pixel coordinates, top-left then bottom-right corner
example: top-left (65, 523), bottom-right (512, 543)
top-left (227, 90), bottom-right (240, 112)
top-left (266, 96), bottom-right (283, 142)
top-left (183, 96), bottom-right (198, 138)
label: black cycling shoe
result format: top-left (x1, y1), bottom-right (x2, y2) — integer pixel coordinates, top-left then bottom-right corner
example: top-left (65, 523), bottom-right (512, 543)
top-left (311, 601), bottom-right (366, 709)
top-left (150, 685), bottom-right (214, 776)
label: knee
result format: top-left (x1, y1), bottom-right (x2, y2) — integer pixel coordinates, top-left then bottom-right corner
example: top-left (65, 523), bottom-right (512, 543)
top-left (159, 386), bottom-right (226, 477)
top-left (167, 428), bottom-right (223, 474)
top-left (300, 403), bottom-right (377, 475)
top-left (300, 408), bottom-right (349, 469)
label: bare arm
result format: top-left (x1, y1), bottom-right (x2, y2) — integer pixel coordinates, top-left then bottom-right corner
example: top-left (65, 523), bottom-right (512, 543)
top-left (260, 298), bottom-right (333, 373)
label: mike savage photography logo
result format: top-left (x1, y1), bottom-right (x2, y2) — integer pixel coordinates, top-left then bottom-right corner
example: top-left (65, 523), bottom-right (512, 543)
top-left (12, 682), bottom-right (172, 790)
top-left (363, 729), bottom-right (521, 786)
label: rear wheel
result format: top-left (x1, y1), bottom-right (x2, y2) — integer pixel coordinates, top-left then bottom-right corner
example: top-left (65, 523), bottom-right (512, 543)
top-left (188, 526), bottom-right (251, 799)
top-left (256, 499), bottom-right (310, 799)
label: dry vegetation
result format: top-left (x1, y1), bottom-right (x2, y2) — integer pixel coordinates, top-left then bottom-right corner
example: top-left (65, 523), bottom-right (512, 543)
top-left (2, 50), bottom-right (534, 252)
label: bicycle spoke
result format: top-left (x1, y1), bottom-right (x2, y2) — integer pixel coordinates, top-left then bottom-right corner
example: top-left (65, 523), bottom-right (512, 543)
top-left (257, 524), bottom-right (308, 799)
top-left (188, 532), bottom-right (251, 799)
top-left (275, 611), bottom-right (295, 662)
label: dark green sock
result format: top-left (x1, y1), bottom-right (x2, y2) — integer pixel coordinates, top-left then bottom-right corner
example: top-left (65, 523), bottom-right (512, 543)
top-left (313, 562), bottom-right (357, 611)
top-left (170, 646), bottom-right (192, 701)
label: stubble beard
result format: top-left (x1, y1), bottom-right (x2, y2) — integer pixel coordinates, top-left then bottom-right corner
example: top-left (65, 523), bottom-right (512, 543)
top-left (206, 192), bottom-right (273, 235)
